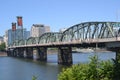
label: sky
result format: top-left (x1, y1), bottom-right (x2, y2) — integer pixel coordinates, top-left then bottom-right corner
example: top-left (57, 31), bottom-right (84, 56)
top-left (0, 0), bottom-right (120, 36)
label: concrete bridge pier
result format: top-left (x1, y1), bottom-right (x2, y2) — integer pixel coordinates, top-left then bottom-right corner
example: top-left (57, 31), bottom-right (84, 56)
top-left (13, 49), bottom-right (18, 57)
top-left (33, 48), bottom-right (40, 60)
top-left (26, 48), bottom-right (33, 59)
top-left (32, 47), bottom-right (47, 61)
top-left (7, 49), bottom-right (11, 56)
top-left (23, 48), bottom-right (33, 58)
top-left (58, 47), bottom-right (73, 65)
top-left (8, 49), bottom-right (13, 56)
top-left (115, 48), bottom-right (120, 62)
top-left (8, 49), bottom-right (17, 57)
top-left (7, 49), bottom-right (15, 57)
top-left (38, 47), bottom-right (47, 61)
top-left (23, 48), bottom-right (27, 58)
top-left (17, 48), bottom-right (24, 58)
top-left (109, 48), bottom-right (120, 62)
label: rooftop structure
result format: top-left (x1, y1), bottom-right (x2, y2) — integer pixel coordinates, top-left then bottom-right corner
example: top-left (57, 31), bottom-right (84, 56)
top-left (31, 24), bottom-right (50, 37)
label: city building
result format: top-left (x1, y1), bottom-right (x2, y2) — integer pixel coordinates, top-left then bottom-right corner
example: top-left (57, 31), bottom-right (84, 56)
top-left (45, 26), bottom-right (50, 32)
top-left (3, 31), bottom-right (8, 48)
top-left (3, 16), bottom-right (31, 47)
top-left (0, 36), bottom-right (4, 45)
top-left (24, 31), bottom-right (30, 39)
top-left (5, 28), bottom-right (30, 47)
top-left (5, 30), bottom-right (12, 47)
top-left (31, 24), bottom-right (50, 37)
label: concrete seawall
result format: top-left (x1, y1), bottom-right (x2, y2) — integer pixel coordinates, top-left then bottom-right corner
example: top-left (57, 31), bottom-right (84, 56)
top-left (0, 52), bottom-right (7, 56)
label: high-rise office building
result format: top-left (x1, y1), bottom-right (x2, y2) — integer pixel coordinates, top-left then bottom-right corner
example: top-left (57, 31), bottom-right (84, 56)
top-left (7, 29), bottom-right (13, 46)
top-left (31, 24), bottom-right (50, 37)
top-left (4, 16), bottom-right (31, 47)
top-left (24, 31), bottom-right (30, 39)
top-left (5, 28), bottom-right (30, 47)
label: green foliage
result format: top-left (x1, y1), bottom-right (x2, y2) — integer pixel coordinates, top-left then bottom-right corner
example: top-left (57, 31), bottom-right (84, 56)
top-left (58, 64), bottom-right (89, 80)
top-left (58, 55), bottom-right (114, 80)
top-left (112, 59), bottom-right (120, 80)
top-left (99, 60), bottom-right (113, 80)
top-left (0, 42), bottom-right (6, 51)
top-left (88, 55), bottom-right (99, 80)
top-left (32, 75), bottom-right (37, 80)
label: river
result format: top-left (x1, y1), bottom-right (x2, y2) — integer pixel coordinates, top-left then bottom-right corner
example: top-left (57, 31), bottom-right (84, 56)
top-left (0, 52), bottom-right (115, 80)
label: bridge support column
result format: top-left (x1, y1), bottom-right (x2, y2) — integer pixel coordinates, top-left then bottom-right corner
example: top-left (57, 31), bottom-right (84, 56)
top-left (58, 47), bottom-right (73, 65)
top-left (110, 48), bottom-right (120, 62)
top-left (115, 49), bottom-right (120, 62)
top-left (7, 49), bottom-right (12, 56)
top-left (33, 47), bottom-right (47, 61)
top-left (14, 48), bottom-right (24, 58)
top-left (17, 48), bottom-right (24, 58)
top-left (7, 49), bottom-right (14, 57)
top-left (38, 47), bottom-right (47, 61)
top-left (13, 49), bottom-right (17, 57)
top-left (26, 48), bottom-right (33, 59)
top-left (33, 49), bottom-right (40, 60)
top-left (8, 49), bottom-right (17, 57)
top-left (23, 48), bottom-right (27, 58)
top-left (9, 50), bottom-right (15, 57)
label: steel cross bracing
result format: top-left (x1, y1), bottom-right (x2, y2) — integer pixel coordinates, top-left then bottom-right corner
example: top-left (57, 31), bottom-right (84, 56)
top-left (61, 22), bottom-right (119, 42)
top-left (10, 22), bottom-right (120, 47)
top-left (11, 32), bottom-right (62, 46)
top-left (38, 32), bottom-right (62, 44)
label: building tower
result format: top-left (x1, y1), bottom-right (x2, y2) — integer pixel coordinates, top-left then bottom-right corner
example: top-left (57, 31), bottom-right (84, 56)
top-left (11, 22), bottom-right (16, 42)
top-left (16, 16), bottom-right (23, 40)
top-left (31, 24), bottom-right (50, 37)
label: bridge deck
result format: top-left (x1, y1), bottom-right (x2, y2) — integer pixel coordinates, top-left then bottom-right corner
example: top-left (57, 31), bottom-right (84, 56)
top-left (9, 37), bottom-right (120, 48)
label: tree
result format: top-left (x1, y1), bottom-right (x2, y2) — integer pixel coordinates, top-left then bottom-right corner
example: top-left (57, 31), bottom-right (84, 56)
top-left (58, 55), bottom-right (114, 80)
top-left (112, 59), bottom-right (120, 80)
top-left (0, 42), bottom-right (6, 51)
top-left (32, 75), bottom-right (37, 80)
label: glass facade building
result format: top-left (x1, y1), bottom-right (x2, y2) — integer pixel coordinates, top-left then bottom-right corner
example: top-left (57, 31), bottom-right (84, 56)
top-left (6, 28), bottom-right (30, 47)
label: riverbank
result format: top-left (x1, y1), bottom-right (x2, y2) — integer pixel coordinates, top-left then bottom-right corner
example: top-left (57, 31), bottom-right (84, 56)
top-left (47, 49), bottom-right (58, 54)
top-left (72, 48), bottom-right (113, 53)
top-left (0, 52), bottom-right (7, 56)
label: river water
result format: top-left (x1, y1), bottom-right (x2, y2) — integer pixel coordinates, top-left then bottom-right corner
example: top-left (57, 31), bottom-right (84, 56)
top-left (0, 52), bottom-right (115, 80)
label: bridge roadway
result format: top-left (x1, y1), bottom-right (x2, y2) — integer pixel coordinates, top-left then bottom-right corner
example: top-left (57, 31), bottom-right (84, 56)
top-left (7, 22), bottom-right (120, 65)
top-left (9, 37), bottom-right (120, 48)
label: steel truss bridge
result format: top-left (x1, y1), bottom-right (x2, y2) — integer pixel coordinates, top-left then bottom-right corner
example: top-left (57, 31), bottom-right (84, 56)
top-left (8, 22), bottom-right (120, 65)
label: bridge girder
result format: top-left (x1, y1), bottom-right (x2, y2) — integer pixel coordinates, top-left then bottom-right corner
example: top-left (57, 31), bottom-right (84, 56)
top-left (18, 39), bottom-right (25, 46)
top-left (25, 32), bottom-right (62, 45)
top-left (12, 40), bottom-right (19, 46)
top-left (38, 32), bottom-right (62, 44)
top-left (9, 22), bottom-right (120, 47)
top-left (26, 37), bottom-right (38, 45)
top-left (61, 22), bottom-right (120, 42)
